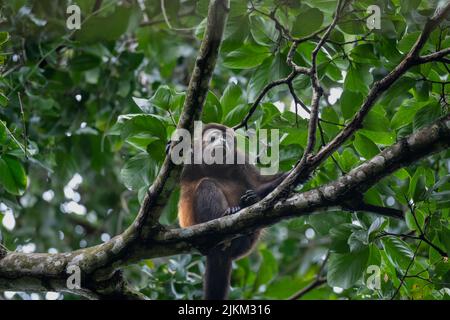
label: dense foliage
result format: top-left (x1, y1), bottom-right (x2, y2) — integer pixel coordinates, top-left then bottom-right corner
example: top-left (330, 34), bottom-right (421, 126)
top-left (0, 0), bottom-right (449, 300)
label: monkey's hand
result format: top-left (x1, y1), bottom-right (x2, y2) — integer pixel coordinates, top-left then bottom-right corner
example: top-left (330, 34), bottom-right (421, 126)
top-left (239, 190), bottom-right (261, 208)
top-left (223, 206), bottom-right (241, 216)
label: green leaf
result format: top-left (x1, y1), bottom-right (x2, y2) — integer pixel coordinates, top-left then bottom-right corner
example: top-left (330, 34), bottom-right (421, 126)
top-left (0, 121), bottom-right (6, 144)
top-left (120, 153), bottom-right (155, 191)
top-left (359, 130), bottom-right (395, 145)
top-left (254, 248), bottom-right (278, 289)
top-left (413, 102), bottom-right (441, 131)
top-left (76, 6), bottom-right (140, 43)
top-left (438, 229), bottom-right (450, 257)
top-left (70, 54), bottom-right (101, 72)
top-left (398, 31), bottom-right (421, 53)
top-left (117, 114), bottom-right (166, 141)
top-left (408, 168), bottom-right (427, 202)
top-left (149, 86), bottom-right (171, 110)
top-left (223, 44), bottom-right (271, 69)
top-left (0, 156), bottom-right (28, 195)
top-left (350, 44), bottom-right (379, 64)
top-left (340, 91), bottom-right (363, 120)
top-left (354, 133), bottom-right (380, 159)
top-left (368, 217), bottom-right (387, 238)
top-left (202, 91), bottom-right (223, 123)
top-left (220, 83), bottom-right (246, 116)
top-left (327, 247), bottom-right (370, 289)
top-left (391, 101), bottom-right (429, 129)
top-left (0, 92), bottom-right (8, 107)
top-left (348, 230), bottom-right (369, 253)
top-left (344, 64), bottom-right (372, 95)
top-left (381, 236), bottom-right (414, 272)
top-left (291, 8), bottom-right (324, 38)
top-left (362, 110), bottom-right (390, 132)
top-left (249, 15), bottom-right (278, 46)
top-left (329, 223), bottom-right (356, 253)
top-left (0, 31), bottom-right (9, 46)
top-left (337, 148), bottom-right (359, 172)
top-left (223, 104), bottom-right (257, 127)
top-left (309, 212), bottom-right (351, 236)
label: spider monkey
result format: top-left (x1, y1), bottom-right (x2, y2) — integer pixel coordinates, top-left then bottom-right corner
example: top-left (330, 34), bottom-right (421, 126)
top-left (174, 123), bottom-right (288, 300)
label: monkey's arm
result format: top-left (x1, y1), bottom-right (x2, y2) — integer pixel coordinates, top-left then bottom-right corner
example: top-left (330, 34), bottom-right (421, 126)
top-left (255, 172), bottom-right (289, 198)
top-left (236, 171), bottom-right (290, 210)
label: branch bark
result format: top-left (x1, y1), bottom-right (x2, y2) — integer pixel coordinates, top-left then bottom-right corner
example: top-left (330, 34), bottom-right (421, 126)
top-left (0, 0), bottom-right (230, 299)
top-left (1, 1), bottom-right (449, 299)
top-left (1, 114), bottom-right (449, 294)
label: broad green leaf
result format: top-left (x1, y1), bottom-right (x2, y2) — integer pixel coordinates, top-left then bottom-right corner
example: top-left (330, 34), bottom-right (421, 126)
top-left (344, 64), bottom-right (372, 95)
top-left (340, 91), bottom-right (363, 120)
top-left (391, 101), bottom-right (429, 129)
top-left (148, 85), bottom-right (185, 111)
top-left (362, 110), bottom-right (390, 132)
top-left (117, 114), bottom-right (166, 140)
top-left (223, 44), bottom-right (271, 69)
top-left (354, 133), bottom-right (380, 159)
top-left (291, 8), bottom-right (324, 38)
top-left (202, 91), bottom-right (223, 123)
top-left (0, 92), bottom-right (8, 107)
top-left (223, 104), bottom-right (259, 127)
top-left (0, 31), bottom-right (9, 45)
top-left (350, 44), bottom-right (379, 64)
top-left (327, 247), bottom-right (370, 289)
top-left (254, 248), bottom-right (278, 289)
top-left (249, 15), bottom-right (278, 46)
top-left (70, 54), bottom-right (101, 71)
top-left (309, 212), bottom-right (351, 236)
top-left (413, 102), bottom-right (441, 131)
top-left (398, 31), bottom-right (421, 53)
top-left (359, 130), bottom-right (395, 145)
top-left (76, 6), bottom-right (140, 43)
top-left (381, 236), bottom-right (414, 272)
top-left (120, 153), bottom-right (155, 191)
top-left (220, 83), bottom-right (246, 116)
top-left (0, 121), bottom-right (6, 143)
top-left (0, 156), bottom-right (27, 195)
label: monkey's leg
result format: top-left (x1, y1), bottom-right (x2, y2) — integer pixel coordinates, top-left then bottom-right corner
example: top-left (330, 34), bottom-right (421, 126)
top-left (193, 179), bottom-right (233, 300)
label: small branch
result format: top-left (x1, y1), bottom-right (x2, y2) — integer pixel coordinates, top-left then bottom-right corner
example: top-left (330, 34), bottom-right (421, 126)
top-left (289, 277), bottom-right (327, 300)
top-left (391, 240), bottom-right (422, 300)
top-left (234, 71), bottom-right (297, 130)
top-left (17, 92), bottom-right (28, 159)
top-left (416, 47), bottom-right (450, 64)
top-left (92, 0), bottom-right (103, 13)
top-left (344, 202), bottom-right (404, 220)
top-left (290, 252), bottom-right (329, 300)
top-left (0, 115), bottom-right (449, 294)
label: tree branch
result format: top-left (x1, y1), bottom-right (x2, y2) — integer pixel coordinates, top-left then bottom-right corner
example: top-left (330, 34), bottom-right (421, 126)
top-left (1, 114), bottom-right (448, 294)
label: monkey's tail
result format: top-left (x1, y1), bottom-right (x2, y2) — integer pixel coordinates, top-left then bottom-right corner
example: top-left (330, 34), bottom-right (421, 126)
top-left (204, 250), bottom-right (232, 300)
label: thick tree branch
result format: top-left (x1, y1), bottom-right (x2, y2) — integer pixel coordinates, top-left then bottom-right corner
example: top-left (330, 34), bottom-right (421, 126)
top-left (1, 1), bottom-right (449, 299)
top-left (259, 1), bottom-right (450, 206)
top-left (1, 114), bottom-right (449, 294)
top-left (0, 0), bottom-right (230, 299)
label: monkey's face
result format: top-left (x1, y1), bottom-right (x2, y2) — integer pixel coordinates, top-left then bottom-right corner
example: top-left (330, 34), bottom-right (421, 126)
top-left (202, 124), bottom-right (236, 161)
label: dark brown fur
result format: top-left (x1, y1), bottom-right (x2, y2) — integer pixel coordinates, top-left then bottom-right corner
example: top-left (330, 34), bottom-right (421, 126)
top-left (178, 123), bottom-right (287, 299)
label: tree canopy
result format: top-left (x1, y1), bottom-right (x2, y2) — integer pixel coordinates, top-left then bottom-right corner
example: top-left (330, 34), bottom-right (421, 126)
top-left (0, 0), bottom-right (450, 300)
